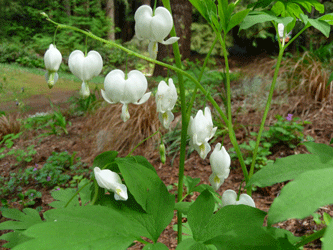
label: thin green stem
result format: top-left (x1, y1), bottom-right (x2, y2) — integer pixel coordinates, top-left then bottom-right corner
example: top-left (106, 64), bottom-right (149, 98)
top-left (217, 31), bottom-right (249, 188)
top-left (185, 35), bottom-right (219, 121)
top-left (248, 48), bottom-right (285, 182)
top-left (127, 129), bottom-right (160, 157)
top-left (161, 0), bottom-right (186, 244)
top-left (248, 24), bottom-right (308, 187)
top-left (64, 181), bottom-right (90, 208)
top-left (90, 180), bottom-right (99, 205)
top-left (294, 227), bottom-right (326, 248)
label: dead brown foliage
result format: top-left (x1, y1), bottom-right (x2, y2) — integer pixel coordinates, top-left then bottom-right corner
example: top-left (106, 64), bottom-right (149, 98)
top-left (0, 114), bottom-right (21, 141)
top-left (84, 97), bottom-right (161, 159)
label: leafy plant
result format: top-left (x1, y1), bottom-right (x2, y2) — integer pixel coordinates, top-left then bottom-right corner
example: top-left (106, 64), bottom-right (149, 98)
top-left (18, 189), bottom-right (42, 207)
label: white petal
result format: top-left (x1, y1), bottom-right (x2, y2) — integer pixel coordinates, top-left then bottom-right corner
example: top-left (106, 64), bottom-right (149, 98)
top-left (44, 44), bottom-right (62, 71)
top-left (94, 167), bottom-right (122, 191)
top-left (103, 69), bottom-right (126, 103)
top-left (209, 173), bottom-right (224, 191)
top-left (134, 92), bottom-right (151, 105)
top-left (114, 184), bottom-right (128, 201)
top-left (45, 72), bottom-right (59, 89)
top-left (134, 5), bottom-right (153, 40)
top-left (151, 7), bottom-right (173, 42)
top-left (198, 141), bottom-right (211, 159)
top-left (161, 36), bottom-right (180, 45)
top-left (148, 41), bottom-right (158, 60)
top-left (236, 194), bottom-right (256, 208)
top-left (80, 82), bottom-right (90, 98)
top-left (121, 104), bottom-right (130, 122)
top-left (221, 189), bottom-right (237, 207)
top-left (158, 111), bottom-right (174, 129)
top-left (68, 50), bottom-right (103, 82)
top-left (123, 70), bottom-right (148, 103)
top-left (210, 144), bottom-right (231, 178)
top-left (101, 89), bottom-right (116, 104)
top-left (278, 23), bottom-right (285, 38)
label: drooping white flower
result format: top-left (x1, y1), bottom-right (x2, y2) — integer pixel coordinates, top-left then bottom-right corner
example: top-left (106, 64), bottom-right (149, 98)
top-left (209, 143), bottom-right (231, 191)
top-left (277, 23), bottom-right (292, 45)
top-left (156, 78), bottom-right (177, 129)
top-left (44, 44), bottom-right (62, 89)
top-left (188, 107), bottom-right (217, 159)
top-left (101, 69), bottom-right (151, 122)
top-left (221, 189), bottom-right (256, 208)
top-left (134, 5), bottom-right (179, 59)
top-left (68, 50), bottom-right (103, 98)
top-left (94, 167), bottom-right (128, 201)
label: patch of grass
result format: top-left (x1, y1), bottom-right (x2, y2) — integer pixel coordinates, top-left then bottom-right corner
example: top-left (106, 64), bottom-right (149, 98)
top-left (0, 63), bottom-right (104, 103)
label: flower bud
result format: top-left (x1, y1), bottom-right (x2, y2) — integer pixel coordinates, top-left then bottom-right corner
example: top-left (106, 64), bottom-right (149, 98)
top-left (159, 143), bottom-right (166, 164)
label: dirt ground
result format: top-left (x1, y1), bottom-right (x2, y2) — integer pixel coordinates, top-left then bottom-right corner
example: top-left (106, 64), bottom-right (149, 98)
top-left (1, 56), bottom-right (332, 249)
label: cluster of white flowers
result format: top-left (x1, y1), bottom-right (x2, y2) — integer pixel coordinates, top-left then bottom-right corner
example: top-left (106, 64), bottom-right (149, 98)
top-left (43, 5), bottom-right (255, 207)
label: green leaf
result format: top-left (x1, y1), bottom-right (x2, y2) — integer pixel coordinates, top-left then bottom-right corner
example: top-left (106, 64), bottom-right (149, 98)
top-left (187, 190), bottom-right (215, 241)
top-left (115, 157), bottom-right (162, 211)
top-left (0, 208), bottom-right (42, 230)
top-left (143, 242), bottom-right (169, 250)
top-left (49, 188), bottom-right (79, 208)
top-left (184, 175), bottom-right (201, 194)
top-left (0, 231), bottom-right (33, 249)
top-left (173, 221), bottom-right (193, 240)
top-left (205, 226), bottom-right (297, 249)
top-left (176, 239), bottom-right (197, 250)
top-left (189, 0), bottom-right (217, 25)
top-left (93, 151), bottom-right (118, 169)
top-left (175, 201), bottom-right (193, 215)
top-left (248, 0), bottom-right (274, 9)
top-left (17, 206), bottom-right (143, 250)
top-left (227, 9), bottom-right (250, 33)
top-left (308, 18), bottom-right (331, 38)
top-left (239, 11), bottom-right (294, 31)
top-left (303, 142), bottom-right (333, 164)
top-left (320, 14), bottom-right (333, 25)
top-left (247, 154), bottom-right (332, 188)
top-left (323, 221), bottom-right (333, 249)
top-left (200, 205), bottom-right (266, 242)
top-left (268, 168), bottom-right (333, 226)
top-left (101, 157), bottom-right (175, 242)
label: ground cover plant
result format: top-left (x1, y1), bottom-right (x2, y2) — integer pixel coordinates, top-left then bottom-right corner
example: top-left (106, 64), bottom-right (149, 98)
top-left (1, 0), bottom-right (333, 249)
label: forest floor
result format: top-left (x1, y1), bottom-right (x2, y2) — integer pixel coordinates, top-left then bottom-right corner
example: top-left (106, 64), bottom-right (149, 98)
top-left (1, 55), bottom-right (333, 249)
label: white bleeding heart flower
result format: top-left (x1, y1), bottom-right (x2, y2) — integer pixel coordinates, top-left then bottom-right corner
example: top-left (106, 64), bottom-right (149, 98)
top-left (68, 50), bottom-right (103, 98)
top-left (80, 82), bottom-right (90, 99)
top-left (44, 44), bottom-right (62, 89)
top-left (277, 23), bottom-right (292, 45)
top-left (156, 78), bottom-right (177, 129)
top-left (209, 143), bottom-right (231, 191)
top-left (101, 69), bottom-right (151, 122)
top-left (134, 5), bottom-right (179, 59)
top-left (94, 167), bottom-right (128, 201)
top-left (221, 189), bottom-right (256, 208)
top-left (188, 107), bottom-right (217, 159)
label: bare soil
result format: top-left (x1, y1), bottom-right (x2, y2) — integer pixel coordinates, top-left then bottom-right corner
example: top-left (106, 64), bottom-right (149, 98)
top-left (1, 57), bottom-right (332, 249)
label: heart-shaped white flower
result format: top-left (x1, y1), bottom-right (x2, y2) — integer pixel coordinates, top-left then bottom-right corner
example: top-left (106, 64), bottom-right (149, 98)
top-left (156, 78), bottom-right (177, 129)
top-left (209, 143), bottom-right (231, 191)
top-left (221, 189), bottom-right (256, 208)
top-left (188, 107), bottom-right (217, 159)
top-left (94, 167), bottom-right (128, 201)
top-left (134, 5), bottom-right (179, 59)
top-left (101, 69), bottom-right (151, 122)
top-left (44, 44), bottom-right (62, 89)
top-left (68, 50), bottom-right (103, 97)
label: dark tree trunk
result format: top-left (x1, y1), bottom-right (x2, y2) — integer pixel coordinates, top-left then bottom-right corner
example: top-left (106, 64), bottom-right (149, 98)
top-left (106, 0), bottom-right (115, 40)
top-left (170, 0), bottom-right (192, 60)
top-left (153, 0), bottom-right (192, 76)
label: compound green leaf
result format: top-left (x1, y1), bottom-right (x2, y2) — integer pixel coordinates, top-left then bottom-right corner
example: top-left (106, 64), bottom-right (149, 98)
top-left (247, 154), bottom-right (332, 188)
top-left (187, 190), bottom-right (215, 241)
top-left (15, 205), bottom-right (144, 250)
top-left (323, 220), bottom-right (333, 250)
top-left (0, 208), bottom-right (42, 230)
top-left (268, 168), bottom-right (333, 226)
top-left (303, 142), bottom-right (333, 164)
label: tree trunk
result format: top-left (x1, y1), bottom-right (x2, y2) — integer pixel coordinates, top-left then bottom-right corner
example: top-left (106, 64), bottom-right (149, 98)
top-left (106, 0), bottom-right (115, 40)
top-left (153, 0), bottom-right (192, 76)
top-left (170, 0), bottom-right (192, 60)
